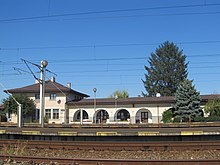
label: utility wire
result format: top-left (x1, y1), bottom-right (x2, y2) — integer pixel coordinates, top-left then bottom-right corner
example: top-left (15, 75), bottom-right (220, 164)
top-left (64, 11), bottom-right (220, 21)
top-left (1, 54), bottom-right (220, 66)
top-left (2, 63), bottom-right (220, 76)
top-left (47, 57), bottom-right (147, 63)
top-left (1, 73), bottom-right (220, 89)
top-left (2, 11), bottom-right (220, 24)
top-left (49, 78), bottom-right (79, 109)
top-left (0, 83), bottom-right (21, 105)
top-left (13, 67), bottom-right (31, 75)
top-left (52, 66), bottom-right (220, 74)
top-left (22, 59), bottom-right (40, 82)
top-left (46, 53), bottom-right (220, 64)
top-left (1, 40), bottom-right (220, 51)
top-left (1, 69), bottom-right (220, 80)
top-left (1, 3), bottom-right (220, 22)
top-left (21, 58), bottom-right (57, 77)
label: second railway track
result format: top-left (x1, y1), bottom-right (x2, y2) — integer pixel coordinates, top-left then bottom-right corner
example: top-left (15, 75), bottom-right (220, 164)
top-left (1, 155), bottom-right (220, 165)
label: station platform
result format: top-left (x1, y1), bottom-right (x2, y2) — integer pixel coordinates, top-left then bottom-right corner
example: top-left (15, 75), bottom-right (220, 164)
top-left (1, 122), bottom-right (220, 137)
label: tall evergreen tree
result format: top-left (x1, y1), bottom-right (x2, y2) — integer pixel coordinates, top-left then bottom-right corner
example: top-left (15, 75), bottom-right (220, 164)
top-left (142, 41), bottom-right (188, 96)
top-left (174, 79), bottom-right (202, 122)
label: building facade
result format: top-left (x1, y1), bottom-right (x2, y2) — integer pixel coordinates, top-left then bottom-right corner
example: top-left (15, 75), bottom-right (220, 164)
top-left (68, 97), bottom-right (174, 124)
top-left (5, 78), bottom-right (89, 124)
top-left (4, 78), bottom-right (220, 124)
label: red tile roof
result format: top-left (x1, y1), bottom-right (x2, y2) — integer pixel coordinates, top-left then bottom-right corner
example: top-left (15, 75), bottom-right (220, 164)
top-left (5, 80), bottom-right (89, 98)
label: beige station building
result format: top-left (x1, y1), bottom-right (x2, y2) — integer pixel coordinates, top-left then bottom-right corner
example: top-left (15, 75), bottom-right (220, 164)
top-left (4, 78), bottom-right (220, 125)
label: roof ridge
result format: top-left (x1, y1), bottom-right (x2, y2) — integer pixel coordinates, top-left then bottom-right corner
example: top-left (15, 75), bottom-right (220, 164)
top-left (4, 79), bottom-right (89, 97)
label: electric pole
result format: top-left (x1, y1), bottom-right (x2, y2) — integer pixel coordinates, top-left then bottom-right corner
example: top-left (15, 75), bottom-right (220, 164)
top-left (20, 59), bottom-right (55, 127)
top-left (39, 60), bottom-right (48, 127)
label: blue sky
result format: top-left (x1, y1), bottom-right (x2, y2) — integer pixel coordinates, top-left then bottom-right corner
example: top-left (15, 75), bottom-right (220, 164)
top-left (0, 0), bottom-right (220, 101)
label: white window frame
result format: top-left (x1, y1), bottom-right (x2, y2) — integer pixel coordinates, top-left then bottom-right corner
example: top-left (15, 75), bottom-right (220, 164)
top-left (53, 109), bottom-right (59, 119)
top-left (45, 109), bottom-right (51, 119)
top-left (50, 93), bottom-right (57, 100)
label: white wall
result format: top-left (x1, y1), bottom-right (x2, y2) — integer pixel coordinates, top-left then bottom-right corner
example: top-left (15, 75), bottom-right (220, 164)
top-left (68, 103), bottom-right (172, 124)
top-left (19, 93), bottom-right (67, 124)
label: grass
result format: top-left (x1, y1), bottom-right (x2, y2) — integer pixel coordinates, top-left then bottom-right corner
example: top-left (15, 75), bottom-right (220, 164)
top-left (1, 141), bottom-right (27, 156)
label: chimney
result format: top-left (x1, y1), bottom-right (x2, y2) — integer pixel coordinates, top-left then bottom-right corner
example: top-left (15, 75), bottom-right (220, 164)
top-left (67, 82), bottom-right (71, 89)
top-left (51, 76), bottom-right (55, 82)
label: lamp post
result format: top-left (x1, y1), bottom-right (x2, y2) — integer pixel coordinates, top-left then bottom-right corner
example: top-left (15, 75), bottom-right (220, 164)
top-left (18, 104), bottom-right (22, 128)
top-left (115, 95), bottom-right (118, 109)
top-left (80, 108), bottom-right (83, 125)
top-left (39, 60), bottom-right (48, 128)
top-left (93, 88), bottom-right (97, 123)
top-left (115, 95), bottom-right (118, 122)
top-left (156, 93), bottom-right (161, 124)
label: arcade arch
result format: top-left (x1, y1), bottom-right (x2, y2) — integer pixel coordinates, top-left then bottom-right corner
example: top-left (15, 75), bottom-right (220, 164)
top-left (73, 109), bottom-right (88, 122)
top-left (135, 108), bottom-right (152, 123)
top-left (94, 109), bottom-right (109, 123)
top-left (115, 109), bottom-right (130, 121)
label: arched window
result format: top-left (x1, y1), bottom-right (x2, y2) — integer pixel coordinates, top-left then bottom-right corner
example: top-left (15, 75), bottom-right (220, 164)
top-left (73, 110), bottom-right (88, 121)
top-left (116, 109), bottom-right (130, 121)
top-left (95, 109), bottom-right (109, 123)
top-left (135, 109), bottom-right (152, 123)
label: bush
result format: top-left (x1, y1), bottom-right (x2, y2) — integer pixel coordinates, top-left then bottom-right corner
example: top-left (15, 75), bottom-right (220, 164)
top-left (173, 116), bottom-right (182, 123)
top-left (194, 116), bottom-right (220, 122)
top-left (194, 116), bottom-right (206, 122)
top-left (206, 116), bottom-right (220, 122)
top-left (0, 115), bottom-right (7, 122)
top-left (44, 116), bottom-right (49, 123)
top-left (161, 109), bottom-right (173, 123)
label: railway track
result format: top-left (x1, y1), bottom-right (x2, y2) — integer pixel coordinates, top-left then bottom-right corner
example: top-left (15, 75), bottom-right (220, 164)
top-left (1, 139), bottom-right (220, 151)
top-left (0, 155), bottom-right (220, 165)
top-left (0, 140), bottom-right (220, 164)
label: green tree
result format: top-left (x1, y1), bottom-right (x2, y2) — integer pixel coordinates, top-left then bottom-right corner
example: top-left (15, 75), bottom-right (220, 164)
top-left (204, 99), bottom-right (220, 116)
top-left (142, 41), bottom-right (188, 96)
top-left (174, 79), bottom-right (202, 122)
top-left (2, 94), bottom-right (35, 117)
top-left (109, 90), bottom-right (129, 98)
top-left (161, 108), bottom-right (174, 123)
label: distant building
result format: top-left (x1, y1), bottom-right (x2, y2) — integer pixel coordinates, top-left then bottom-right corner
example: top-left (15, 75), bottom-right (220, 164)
top-left (4, 78), bottom-right (220, 124)
top-left (5, 77), bottom-right (89, 124)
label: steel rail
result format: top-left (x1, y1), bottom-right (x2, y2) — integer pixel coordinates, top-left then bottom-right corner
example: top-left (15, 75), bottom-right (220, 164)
top-left (2, 122), bottom-right (220, 128)
top-left (0, 155), bottom-right (219, 165)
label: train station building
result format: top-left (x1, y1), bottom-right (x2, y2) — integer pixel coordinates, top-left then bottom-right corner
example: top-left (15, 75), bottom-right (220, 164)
top-left (4, 78), bottom-right (220, 124)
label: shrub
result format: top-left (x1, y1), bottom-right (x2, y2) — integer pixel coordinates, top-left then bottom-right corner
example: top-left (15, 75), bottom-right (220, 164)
top-left (194, 116), bottom-right (206, 122)
top-left (193, 116), bottom-right (220, 122)
top-left (173, 116), bottom-right (182, 123)
top-left (205, 116), bottom-right (220, 122)
top-left (161, 109), bottom-right (173, 123)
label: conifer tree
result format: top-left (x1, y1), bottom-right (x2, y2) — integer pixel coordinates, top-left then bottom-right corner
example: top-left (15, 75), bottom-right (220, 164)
top-left (142, 41), bottom-right (188, 96)
top-left (174, 79), bottom-right (202, 122)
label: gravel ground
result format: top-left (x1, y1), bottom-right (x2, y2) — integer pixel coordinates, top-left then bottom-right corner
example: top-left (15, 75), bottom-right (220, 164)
top-left (1, 148), bottom-right (220, 160)
top-left (35, 149), bottom-right (220, 160)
